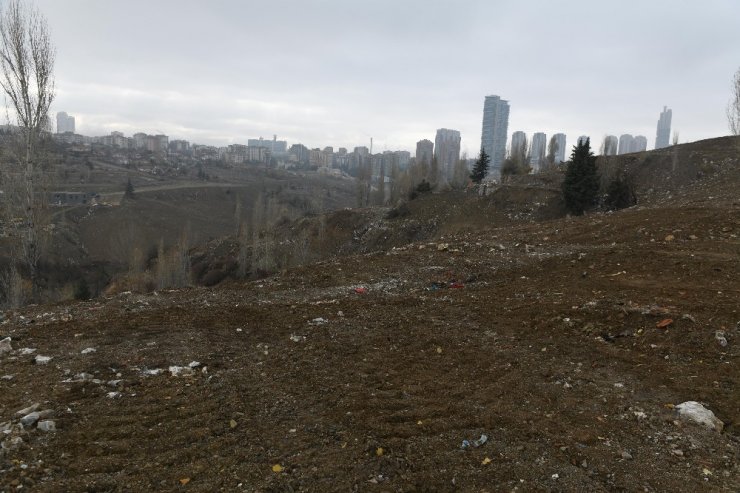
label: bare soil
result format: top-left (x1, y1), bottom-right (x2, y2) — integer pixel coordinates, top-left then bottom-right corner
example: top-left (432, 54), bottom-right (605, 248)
top-left (0, 138), bottom-right (739, 492)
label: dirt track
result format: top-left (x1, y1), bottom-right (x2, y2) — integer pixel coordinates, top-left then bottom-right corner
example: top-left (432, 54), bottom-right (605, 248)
top-left (1, 180), bottom-right (738, 492)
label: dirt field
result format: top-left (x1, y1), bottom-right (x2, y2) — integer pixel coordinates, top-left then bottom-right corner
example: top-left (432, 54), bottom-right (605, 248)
top-left (1, 140), bottom-right (739, 492)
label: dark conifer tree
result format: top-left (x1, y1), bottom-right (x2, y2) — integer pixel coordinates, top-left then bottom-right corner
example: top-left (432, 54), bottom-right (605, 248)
top-left (562, 138), bottom-right (599, 215)
top-left (470, 148), bottom-right (490, 184)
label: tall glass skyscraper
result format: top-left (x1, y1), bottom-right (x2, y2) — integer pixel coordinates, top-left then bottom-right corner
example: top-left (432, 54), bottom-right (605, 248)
top-left (655, 106), bottom-right (672, 149)
top-left (480, 95), bottom-right (509, 177)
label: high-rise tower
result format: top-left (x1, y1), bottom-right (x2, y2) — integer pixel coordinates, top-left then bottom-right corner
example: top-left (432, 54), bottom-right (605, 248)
top-left (655, 106), bottom-right (672, 149)
top-left (480, 95), bottom-right (510, 177)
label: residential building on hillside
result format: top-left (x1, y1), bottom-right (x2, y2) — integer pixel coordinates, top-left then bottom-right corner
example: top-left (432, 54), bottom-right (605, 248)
top-left (56, 112), bottom-right (75, 134)
top-left (602, 135), bottom-right (618, 156)
top-left (511, 131), bottom-right (527, 155)
top-left (618, 134), bottom-right (635, 155)
top-left (530, 132), bottom-right (547, 172)
top-left (416, 139), bottom-right (434, 167)
top-left (434, 128), bottom-right (461, 183)
top-left (633, 135), bottom-right (648, 152)
top-left (248, 136), bottom-right (288, 154)
top-left (655, 106), bottom-right (672, 149)
top-left (480, 95), bottom-right (509, 176)
top-left (552, 133), bottom-right (566, 163)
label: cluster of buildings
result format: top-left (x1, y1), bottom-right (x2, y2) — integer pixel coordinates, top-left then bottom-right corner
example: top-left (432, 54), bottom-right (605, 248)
top-left (52, 100), bottom-right (674, 181)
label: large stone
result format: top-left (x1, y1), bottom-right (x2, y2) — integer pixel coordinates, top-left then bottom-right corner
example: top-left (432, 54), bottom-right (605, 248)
top-left (37, 420), bottom-right (56, 432)
top-left (675, 401), bottom-right (724, 431)
top-left (0, 337), bottom-right (11, 354)
top-left (20, 412), bottom-right (40, 427)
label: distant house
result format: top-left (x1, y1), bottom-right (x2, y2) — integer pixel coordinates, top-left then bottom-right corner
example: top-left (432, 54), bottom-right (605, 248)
top-left (51, 191), bottom-right (99, 206)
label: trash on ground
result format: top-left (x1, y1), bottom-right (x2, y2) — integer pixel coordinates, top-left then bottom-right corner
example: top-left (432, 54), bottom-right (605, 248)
top-left (656, 319), bottom-right (673, 329)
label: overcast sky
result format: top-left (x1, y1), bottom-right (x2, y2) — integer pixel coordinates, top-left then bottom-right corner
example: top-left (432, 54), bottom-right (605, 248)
top-left (35, 0), bottom-right (740, 154)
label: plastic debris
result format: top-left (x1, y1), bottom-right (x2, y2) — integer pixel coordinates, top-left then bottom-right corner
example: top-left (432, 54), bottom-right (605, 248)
top-left (675, 401), bottom-right (724, 431)
top-left (656, 319), bottom-right (673, 329)
top-left (376, 447), bottom-right (384, 456)
top-left (81, 347), bottom-right (97, 354)
top-left (34, 355), bottom-right (52, 365)
top-left (309, 317), bottom-right (328, 325)
top-left (272, 464), bottom-right (284, 473)
top-left (290, 334), bottom-right (306, 343)
top-left (461, 434), bottom-right (488, 449)
top-left (179, 478), bottom-right (191, 485)
top-left (353, 287), bottom-right (367, 294)
top-left (482, 457), bottom-right (492, 465)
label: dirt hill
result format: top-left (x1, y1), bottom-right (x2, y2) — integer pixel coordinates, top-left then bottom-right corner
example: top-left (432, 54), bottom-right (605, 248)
top-left (0, 137), bottom-right (738, 491)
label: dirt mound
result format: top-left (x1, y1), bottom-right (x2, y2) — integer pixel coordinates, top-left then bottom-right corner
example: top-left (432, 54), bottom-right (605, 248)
top-left (1, 160), bottom-right (739, 490)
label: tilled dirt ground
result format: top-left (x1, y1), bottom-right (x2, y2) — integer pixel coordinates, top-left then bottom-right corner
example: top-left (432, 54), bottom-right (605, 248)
top-left (1, 186), bottom-right (739, 491)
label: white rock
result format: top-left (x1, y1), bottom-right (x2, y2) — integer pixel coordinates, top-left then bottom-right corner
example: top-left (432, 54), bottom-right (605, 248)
top-left (81, 347), bottom-right (97, 354)
top-left (106, 391), bottom-right (121, 399)
top-left (169, 365), bottom-right (194, 377)
top-left (0, 337), bottom-right (11, 354)
top-left (188, 361), bottom-right (201, 368)
top-left (675, 401), bottom-right (724, 431)
top-left (16, 403), bottom-right (40, 416)
top-left (34, 355), bottom-right (52, 365)
top-left (19, 347), bottom-right (36, 355)
top-left (37, 420), bottom-right (56, 432)
top-left (715, 331), bottom-right (728, 347)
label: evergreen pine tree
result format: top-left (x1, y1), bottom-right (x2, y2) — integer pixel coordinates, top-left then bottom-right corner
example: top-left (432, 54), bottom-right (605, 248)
top-left (562, 138), bottom-right (600, 215)
top-left (470, 148), bottom-right (490, 184)
top-left (124, 178), bottom-right (135, 198)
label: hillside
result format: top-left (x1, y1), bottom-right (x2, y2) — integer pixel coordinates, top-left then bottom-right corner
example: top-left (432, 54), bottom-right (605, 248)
top-left (0, 137), bottom-right (738, 491)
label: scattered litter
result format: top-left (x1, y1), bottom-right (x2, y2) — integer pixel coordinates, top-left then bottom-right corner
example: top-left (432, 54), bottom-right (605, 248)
top-left (376, 447), bottom-right (384, 456)
top-left (272, 464), bottom-right (284, 473)
top-left (107, 392), bottom-right (121, 399)
top-left (656, 319), bottom-right (673, 329)
top-left (142, 368), bottom-right (163, 376)
top-left (289, 334), bottom-right (306, 343)
top-left (1, 374), bottom-right (14, 381)
top-left (449, 281), bottom-right (464, 289)
top-left (19, 348), bottom-right (36, 355)
top-left (230, 419), bottom-right (237, 428)
top-left (461, 434), bottom-right (488, 449)
top-left (681, 314), bottom-right (696, 323)
top-left (179, 478), bottom-right (191, 485)
top-left (482, 457), bottom-right (492, 465)
top-left (34, 355), bottom-right (52, 365)
top-left (353, 287), bottom-right (367, 294)
top-left (675, 401), bottom-right (724, 431)
top-left (437, 243), bottom-right (449, 251)
top-left (81, 347), bottom-right (97, 355)
top-left (309, 317), bottom-right (328, 325)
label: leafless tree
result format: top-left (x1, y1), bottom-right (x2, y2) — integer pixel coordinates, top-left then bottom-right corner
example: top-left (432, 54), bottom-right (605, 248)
top-left (728, 67), bottom-right (740, 136)
top-left (0, 0), bottom-right (55, 296)
top-left (672, 131), bottom-right (680, 172)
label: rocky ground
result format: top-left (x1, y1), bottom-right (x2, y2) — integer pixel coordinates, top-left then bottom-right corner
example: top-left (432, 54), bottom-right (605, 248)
top-left (1, 142), bottom-right (739, 491)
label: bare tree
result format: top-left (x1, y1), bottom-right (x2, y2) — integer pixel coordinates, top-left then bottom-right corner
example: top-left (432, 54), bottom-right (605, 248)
top-left (0, 0), bottom-right (55, 296)
top-left (728, 67), bottom-right (740, 135)
top-left (672, 131), bottom-right (680, 172)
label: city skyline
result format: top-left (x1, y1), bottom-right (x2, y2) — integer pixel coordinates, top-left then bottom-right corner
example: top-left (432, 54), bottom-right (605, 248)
top-left (38, 1), bottom-right (740, 154)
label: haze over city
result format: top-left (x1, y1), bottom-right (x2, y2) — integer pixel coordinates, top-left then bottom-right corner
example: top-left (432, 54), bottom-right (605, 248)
top-left (39, 0), bottom-right (740, 153)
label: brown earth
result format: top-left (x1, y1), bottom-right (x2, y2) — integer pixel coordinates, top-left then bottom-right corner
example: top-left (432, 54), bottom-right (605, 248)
top-left (0, 138), bottom-right (739, 492)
